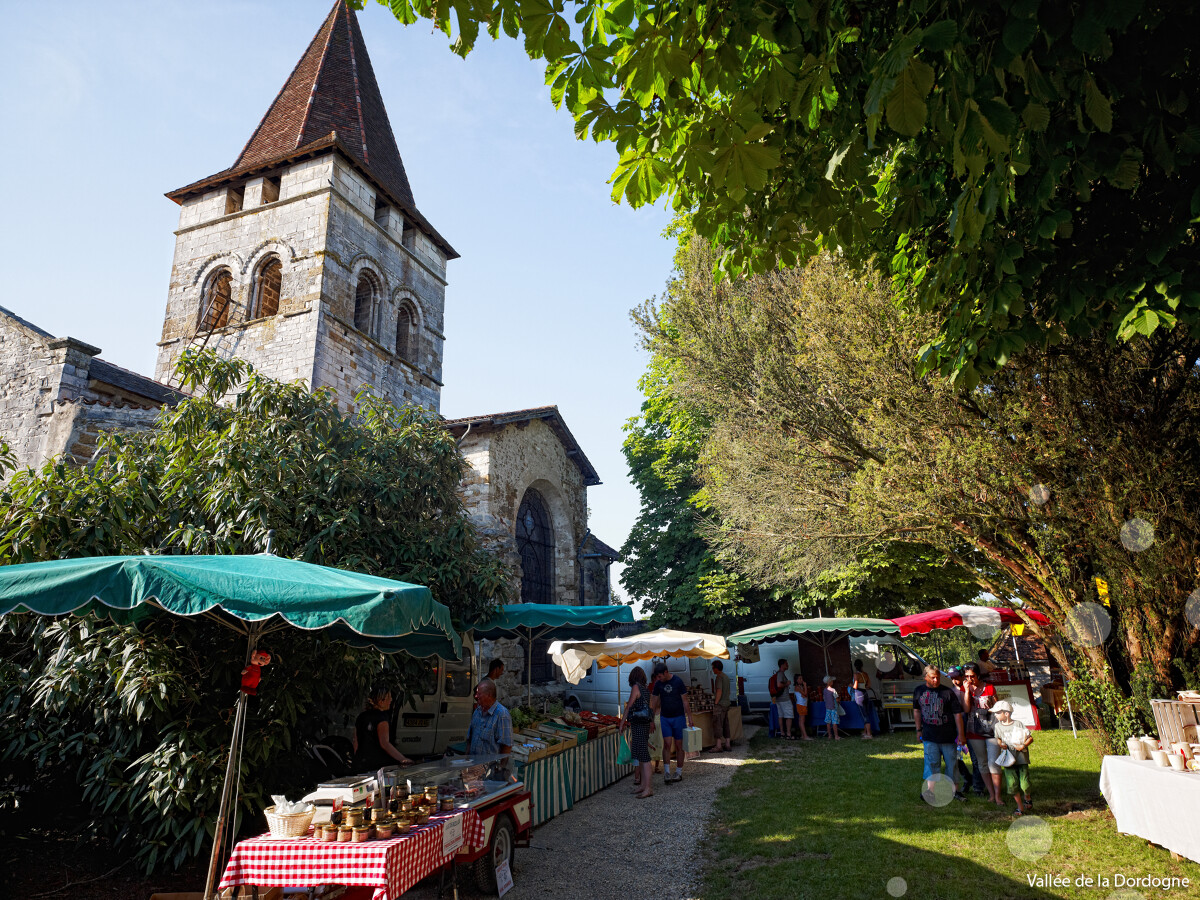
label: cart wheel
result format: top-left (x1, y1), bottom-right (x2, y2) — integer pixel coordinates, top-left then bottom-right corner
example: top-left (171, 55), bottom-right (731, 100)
top-left (474, 814), bottom-right (515, 895)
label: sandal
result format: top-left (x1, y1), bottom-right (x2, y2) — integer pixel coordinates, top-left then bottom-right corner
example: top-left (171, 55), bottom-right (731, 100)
top-left (636, 791), bottom-right (654, 799)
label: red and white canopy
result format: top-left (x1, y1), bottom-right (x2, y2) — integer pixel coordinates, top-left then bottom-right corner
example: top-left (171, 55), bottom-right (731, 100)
top-left (891, 604), bottom-right (1050, 638)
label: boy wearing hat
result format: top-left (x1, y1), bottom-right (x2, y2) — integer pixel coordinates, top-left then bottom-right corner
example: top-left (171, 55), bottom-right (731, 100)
top-left (992, 700), bottom-right (1034, 815)
top-left (822, 675), bottom-right (842, 740)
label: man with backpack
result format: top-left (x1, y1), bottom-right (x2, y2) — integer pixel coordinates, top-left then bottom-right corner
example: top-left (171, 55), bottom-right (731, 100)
top-left (770, 658), bottom-right (795, 740)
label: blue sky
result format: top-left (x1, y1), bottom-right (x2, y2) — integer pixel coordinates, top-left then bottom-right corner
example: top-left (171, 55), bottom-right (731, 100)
top-left (0, 0), bottom-right (676, 603)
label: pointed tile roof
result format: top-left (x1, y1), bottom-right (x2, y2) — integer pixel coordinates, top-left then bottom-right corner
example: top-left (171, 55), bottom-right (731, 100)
top-left (167, 0), bottom-right (456, 258)
top-left (233, 0), bottom-right (414, 207)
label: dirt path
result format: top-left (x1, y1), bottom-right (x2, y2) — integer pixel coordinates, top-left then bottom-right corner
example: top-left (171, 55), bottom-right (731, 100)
top-left (410, 727), bottom-right (757, 899)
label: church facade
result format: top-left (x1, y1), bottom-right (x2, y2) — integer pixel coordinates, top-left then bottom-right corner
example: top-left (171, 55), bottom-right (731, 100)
top-left (0, 1), bottom-right (619, 697)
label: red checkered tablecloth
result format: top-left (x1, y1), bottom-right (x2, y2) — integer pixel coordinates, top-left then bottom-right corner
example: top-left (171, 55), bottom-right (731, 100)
top-left (219, 810), bottom-right (485, 900)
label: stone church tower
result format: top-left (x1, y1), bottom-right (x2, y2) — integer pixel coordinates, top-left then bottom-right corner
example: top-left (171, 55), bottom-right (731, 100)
top-left (155, 0), bottom-right (453, 412)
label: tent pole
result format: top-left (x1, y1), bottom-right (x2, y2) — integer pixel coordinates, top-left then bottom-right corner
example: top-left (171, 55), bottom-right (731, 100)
top-left (527, 628), bottom-right (534, 710)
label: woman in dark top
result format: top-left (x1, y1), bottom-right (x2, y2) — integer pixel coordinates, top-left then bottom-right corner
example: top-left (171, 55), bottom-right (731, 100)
top-left (619, 667), bottom-right (655, 799)
top-left (353, 684), bottom-right (413, 770)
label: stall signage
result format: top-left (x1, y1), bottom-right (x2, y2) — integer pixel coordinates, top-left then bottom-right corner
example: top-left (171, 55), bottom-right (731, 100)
top-left (496, 860), bottom-right (514, 897)
top-left (441, 813), bottom-right (464, 857)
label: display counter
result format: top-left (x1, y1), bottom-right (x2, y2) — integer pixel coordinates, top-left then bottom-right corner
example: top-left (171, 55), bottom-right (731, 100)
top-left (1101, 755), bottom-right (1200, 863)
top-left (689, 707), bottom-right (744, 748)
top-left (517, 730), bottom-right (633, 826)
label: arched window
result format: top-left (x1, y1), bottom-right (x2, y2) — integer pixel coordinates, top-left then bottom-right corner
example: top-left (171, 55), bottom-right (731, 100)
top-left (395, 303), bottom-right (415, 362)
top-left (353, 272), bottom-right (377, 336)
top-left (516, 489), bottom-right (554, 604)
top-left (253, 256), bottom-right (282, 319)
top-left (198, 268), bottom-right (233, 332)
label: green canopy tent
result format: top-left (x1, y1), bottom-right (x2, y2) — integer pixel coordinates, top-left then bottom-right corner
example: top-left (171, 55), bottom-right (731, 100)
top-left (0, 553), bottom-right (461, 900)
top-left (726, 617), bottom-right (901, 677)
top-left (470, 602), bottom-right (635, 707)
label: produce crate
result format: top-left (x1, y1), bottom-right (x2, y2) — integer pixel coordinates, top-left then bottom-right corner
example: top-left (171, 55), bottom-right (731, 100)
top-left (535, 725), bottom-right (578, 750)
top-left (545, 722), bottom-right (589, 744)
top-left (518, 730), bottom-right (567, 757)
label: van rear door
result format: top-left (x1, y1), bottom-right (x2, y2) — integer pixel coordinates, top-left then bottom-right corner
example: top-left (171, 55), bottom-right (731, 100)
top-left (435, 657), bottom-right (475, 751)
top-left (394, 660), bottom-right (440, 757)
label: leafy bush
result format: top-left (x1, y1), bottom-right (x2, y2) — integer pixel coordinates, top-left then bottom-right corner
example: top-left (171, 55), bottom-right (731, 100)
top-left (1066, 667), bottom-right (1147, 757)
top-left (0, 352), bottom-right (510, 872)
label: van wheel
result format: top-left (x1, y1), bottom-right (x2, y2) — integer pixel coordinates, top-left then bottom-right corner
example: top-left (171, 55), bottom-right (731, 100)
top-left (474, 814), bottom-right (515, 894)
top-left (565, 697), bottom-right (580, 712)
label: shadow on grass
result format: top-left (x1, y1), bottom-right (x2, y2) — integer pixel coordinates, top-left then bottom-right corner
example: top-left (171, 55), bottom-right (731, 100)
top-left (701, 731), bottom-right (1199, 900)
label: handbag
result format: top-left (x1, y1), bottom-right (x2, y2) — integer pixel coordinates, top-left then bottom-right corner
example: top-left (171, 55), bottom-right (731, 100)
top-left (629, 705), bottom-right (653, 726)
top-left (995, 747), bottom-right (1016, 768)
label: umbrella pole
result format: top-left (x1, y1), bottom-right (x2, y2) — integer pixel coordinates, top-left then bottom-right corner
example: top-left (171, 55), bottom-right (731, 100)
top-left (203, 629), bottom-right (258, 900)
top-left (527, 628), bottom-right (534, 710)
top-left (203, 689), bottom-right (248, 900)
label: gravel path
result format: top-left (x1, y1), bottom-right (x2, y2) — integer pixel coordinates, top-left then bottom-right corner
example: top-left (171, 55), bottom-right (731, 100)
top-left (410, 727), bottom-right (757, 899)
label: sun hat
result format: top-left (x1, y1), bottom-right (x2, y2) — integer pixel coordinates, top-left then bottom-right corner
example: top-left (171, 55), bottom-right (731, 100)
top-left (992, 699), bottom-right (1013, 714)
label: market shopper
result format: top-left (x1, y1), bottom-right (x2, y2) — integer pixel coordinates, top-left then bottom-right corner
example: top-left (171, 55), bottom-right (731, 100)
top-left (963, 664), bottom-right (1002, 803)
top-left (993, 700), bottom-right (1035, 815)
top-left (792, 673), bottom-right (812, 740)
top-left (620, 667), bottom-right (656, 798)
top-left (822, 675), bottom-right (842, 740)
top-left (487, 658), bottom-right (505, 681)
top-left (710, 660), bottom-right (732, 752)
top-left (651, 662), bottom-right (692, 783)
top-left (468, 678), bottom-right (513, 756)
top-left (352, 684), bottom-right (414, 769)
top-left (852, 660), bottom-right (873, 739)
top-left (770, 658), bottom-right (795, 739)
top-left (913, 665), bottom-right (967, 803)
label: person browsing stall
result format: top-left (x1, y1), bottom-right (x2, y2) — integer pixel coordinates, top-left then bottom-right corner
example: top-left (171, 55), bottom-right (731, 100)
top-left (487, 658), bottom-right (505, 681)
top-left (792, 673), bottom-right (813, 741)
top-left (467, 678), bottom-right (513, 756)
top-left (770, 658), bottom-right (795, 739)
top-left (710, 660), bottom-right (732, 753)
top-left (352, 684), bottom-right (414, 769)
top-left (651, 662), bottom-right (691, 783)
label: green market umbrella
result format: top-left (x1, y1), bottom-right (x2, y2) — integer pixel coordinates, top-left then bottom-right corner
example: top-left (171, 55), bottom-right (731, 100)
top-left (727, 617), bottom-right (900, 676)
top-left (0, 553), bottom-right (459, 899)
top-left (470, 602), bottom-right (635, 707)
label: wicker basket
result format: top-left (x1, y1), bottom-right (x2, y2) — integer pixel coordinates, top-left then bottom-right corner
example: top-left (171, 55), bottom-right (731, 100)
top-left (264, 804), bottom-right (315, 838)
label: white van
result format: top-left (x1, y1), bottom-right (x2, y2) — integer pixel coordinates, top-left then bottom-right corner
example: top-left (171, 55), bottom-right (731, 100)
top-left (390, 655), bottom-right (477, 757)
top-left (563, 656), bottom-right (716, 715)
top-left (734, 635), bottom-right (931, 729)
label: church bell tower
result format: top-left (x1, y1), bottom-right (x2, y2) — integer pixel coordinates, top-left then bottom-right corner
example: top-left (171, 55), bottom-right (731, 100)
top-left (155, 0), bottom-right (454, 412)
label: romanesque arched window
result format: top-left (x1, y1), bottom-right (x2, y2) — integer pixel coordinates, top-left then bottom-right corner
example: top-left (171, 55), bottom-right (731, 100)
top-left (395, 303), bottom-right (415, 362)
top-left (516, 489), bottom-right (554, 604)
top-left (354, 271), bottom-right (377, 336)
top-left (253, 256), bottom-right (282, 319)
top-left (198, 268), bottom-right (233, 332)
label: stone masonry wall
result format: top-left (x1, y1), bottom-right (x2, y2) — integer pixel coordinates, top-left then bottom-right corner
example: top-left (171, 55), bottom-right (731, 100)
top-left (42, 400), bottom-right (162, 466)
top-left (154, 157), bottom-right (331, 386)
top-left (458, 418), bottom-right (589, 606)
top-left (156, 153), bottom-right (448, 415)
top-left (313, 157), bottom-right (446, 414)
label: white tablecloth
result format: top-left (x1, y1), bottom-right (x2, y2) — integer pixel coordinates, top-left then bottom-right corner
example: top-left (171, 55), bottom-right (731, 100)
top-left (1099, 755), bottom-right (1200, 862)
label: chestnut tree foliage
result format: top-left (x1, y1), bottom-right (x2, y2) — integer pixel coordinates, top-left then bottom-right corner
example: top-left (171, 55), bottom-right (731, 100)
top-left (638, 239), bottom-right (1200, 697)
top-left (374, 0), bottom-right (1200, 384)
top-left (0, 352), bottom-right (510, 872)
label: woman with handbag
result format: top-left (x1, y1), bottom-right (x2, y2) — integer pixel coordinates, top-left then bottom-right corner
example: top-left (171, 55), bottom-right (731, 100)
top-left (620, 667), bottom-right (656, 799)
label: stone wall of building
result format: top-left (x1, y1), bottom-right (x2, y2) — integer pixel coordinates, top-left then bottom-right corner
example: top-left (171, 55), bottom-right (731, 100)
top-left (155, 153), bottom-right (447, 415)
top-left (154, 157), bottom-right (332, 388)
top-left (42, 399), bottom-right (163, 466)
top-left (458, 418), bottom-right (589, 605)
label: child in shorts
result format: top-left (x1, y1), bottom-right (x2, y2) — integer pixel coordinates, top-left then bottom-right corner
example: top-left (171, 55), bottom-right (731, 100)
top-left (822, 675), bottom-right (841, 740)
top-left (992, 699), bottom-right (1034, 815)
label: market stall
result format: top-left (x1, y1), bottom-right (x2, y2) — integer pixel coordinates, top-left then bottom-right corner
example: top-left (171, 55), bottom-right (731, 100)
top-left (470, 602), bottom-right (635, 707)
top-left (0, 553), bottom-right (463, 900)
top-left (728, 618), bottom-right (899, 735)
top-left (1100, 755), bottom-right (1200, 863)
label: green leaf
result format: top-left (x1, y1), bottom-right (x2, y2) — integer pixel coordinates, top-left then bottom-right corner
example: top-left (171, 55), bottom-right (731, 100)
top-left (1084, 77), bottom-right (1113, 132)
top-left (1002, 16), bottom-right (1038, 55)
top-left (921, 21), bottom-right (958, 52)
top-left (885, 66), bottom-right (929, 136)
top-left (1022, 102), bottom-right (1050, 132)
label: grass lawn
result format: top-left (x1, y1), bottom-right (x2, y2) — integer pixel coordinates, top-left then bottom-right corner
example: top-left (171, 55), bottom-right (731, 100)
top-left (700, 728), bottom-right (1200, 900)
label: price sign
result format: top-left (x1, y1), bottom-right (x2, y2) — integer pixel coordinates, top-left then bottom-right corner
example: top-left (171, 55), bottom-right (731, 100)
top-left (495, 859), bottom-right (514, 897)
top-left (441, 813), bottom-right (464, 857)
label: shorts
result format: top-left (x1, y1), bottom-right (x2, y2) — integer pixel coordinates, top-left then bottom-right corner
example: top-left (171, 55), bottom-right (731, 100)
top-left (661, 714), bottom-right (687, 742)
top-left (713, 704), bottom-right (729, 740)
top-left (1002, 764), bottom-right (1031, 796)
top-left (775, 699), bottom-right (794, 719)
top-left (968, 737), bottom-right (1002, 775)
top-left (824, 706), bottom-right (841, 725)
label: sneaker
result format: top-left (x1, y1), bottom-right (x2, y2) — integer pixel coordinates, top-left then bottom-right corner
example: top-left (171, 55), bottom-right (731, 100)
top-left (954, 791), bottom-right (968, 802)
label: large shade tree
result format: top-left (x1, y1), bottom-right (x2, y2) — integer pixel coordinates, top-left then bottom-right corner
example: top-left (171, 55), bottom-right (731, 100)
top-left (638, 239), bottom-right (1200, 699)
top-left (375, 0), bottom-right (1200, 383)
top-left (0, 352), bottom-right (510, 871)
